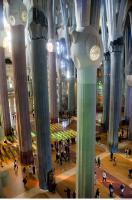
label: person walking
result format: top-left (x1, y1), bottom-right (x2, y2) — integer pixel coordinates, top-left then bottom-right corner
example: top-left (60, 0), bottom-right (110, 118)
top-left (72, 191), bottom-right (76, 198)
top-left (94, 171), bottom-right (97, 185)
top-left (22, 167), bottom-right (26, 177)
top-left (14, 160), bottom-right (18, 174)
top-left (64, 187), bottom-right (71, 198)
top-left (110, 151), bottom-right (113, 161)
top-left (32, 165), bottom-right (35, 175)
top-left (97, 157), bottom-right (101, 168)
top-left (109, 183), bottom-right (114, 198)
top-left (95, 188), bottom-right (100, 198)
top-left (120, 184), bottom-right (125, 197)
top-left (102, 171), bottom-right (107, 182)
top-left (23, 176), bottom-right (27, 188)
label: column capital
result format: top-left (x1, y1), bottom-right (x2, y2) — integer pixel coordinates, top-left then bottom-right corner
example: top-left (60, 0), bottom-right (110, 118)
top-left (28, 7), bottom-right (48, 40)
top-left (71, 26), bottom-right (102, 69)
top-left (5, 0), bottom-right (27, 26)
top-left (110, 37), bottom-right (124, 52)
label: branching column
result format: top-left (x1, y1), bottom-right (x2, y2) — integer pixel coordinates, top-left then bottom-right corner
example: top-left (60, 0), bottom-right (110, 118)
top-left (71, 27), bottom-right (102, 198)
top-left (108, 38), bottom-right (123, 152)
top-left (28, 7), bottom-right (52, 189)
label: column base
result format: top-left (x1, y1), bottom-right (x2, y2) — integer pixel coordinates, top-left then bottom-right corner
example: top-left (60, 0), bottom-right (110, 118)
top-left (20, 150), bottom-right (34, 165)
top-left (108, 144), bottom-right (118, 153)
top-left (5, 129), bottom-right (14, 138)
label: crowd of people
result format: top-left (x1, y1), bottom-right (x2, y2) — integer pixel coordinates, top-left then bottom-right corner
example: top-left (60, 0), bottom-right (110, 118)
top-left (53, 139), bottom-right (71, 165)
top-left (95, 182), bottom-right (126, 198)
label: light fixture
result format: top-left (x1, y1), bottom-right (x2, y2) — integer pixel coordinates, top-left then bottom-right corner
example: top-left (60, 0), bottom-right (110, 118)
top-left (47, 41), bottom-right (54, 52)
top-left (9, 16), bottom-right (15, 26)
top-left (90, 45), bottom-right (100, 61)
top-left (21, 10), bottom-right (27, 22)
top-left (66, 71), bottom-right (70, 79)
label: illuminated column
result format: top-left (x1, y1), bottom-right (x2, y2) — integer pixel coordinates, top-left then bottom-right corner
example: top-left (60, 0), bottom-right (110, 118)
top-left (48, 0), bottom-right (58, 123)
top-left (103, 52), bottom-right (110, 130)
top-left (71, 27), bottom-right (102, 198)
top-left (0, 0), bottom-right (12, 136)
top-left (28, 6), bottom-right (52, 189)
top-left (108, 38), bottom-right (123, 152)
top-left (6, 1), bottom-right (33, 164)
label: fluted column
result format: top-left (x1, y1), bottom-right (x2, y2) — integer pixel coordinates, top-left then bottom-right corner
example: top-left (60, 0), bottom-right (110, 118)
top-left (103, 52), bottom-right (110, 130)
top-left (28, 7), bottom-right (52, 190)
top-left (108, 38), bottom-right (123, 152)
top-left (48, 0), bottom-right (58, 123)
top-left (71, 26), bottom-right (102, 198)
top-left (5, 1), bottom-right (33, 164)
top-left (0, 0), bottom-right (12, 136)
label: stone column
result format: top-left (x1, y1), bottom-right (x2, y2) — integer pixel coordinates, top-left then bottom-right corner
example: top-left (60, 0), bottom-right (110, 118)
top-left (129, 11), bottom-right (132, 39)
top-left (58, 80), bottom-right (63, 113)
top-left (0, 0), bottom-right (12, 136)
top-left (28, 7), bottom-right (52, 189)
top-left (108, 38), bottom-right (123, 152)
top-left (68, 60), bottom-right (75, 115)
top-left (71, 27), bottom-right (102, 198)
top-left (5, 1), bottom-right (33, 164)
top-left (103, 52), bottom-right (110, 130)
top-left (48, 0), bottom-right (58, 123)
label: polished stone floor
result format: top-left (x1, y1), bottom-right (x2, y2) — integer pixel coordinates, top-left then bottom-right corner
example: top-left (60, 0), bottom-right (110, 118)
top-left (0, 117), bottom-right (132, 198)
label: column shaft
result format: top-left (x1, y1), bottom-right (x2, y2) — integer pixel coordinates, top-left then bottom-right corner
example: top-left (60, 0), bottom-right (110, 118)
top-left (68, 78), bottom-right (75, 113)
top-left (48, 52), bottom-right (58, 122)
top-left (48, 0), bottom-right (57, 123)
top-left (77, 68), bottom-right (96, 198)
top-left (103, 52), bottom-right (110, 130)
top-left (108, 40), bottom-right (123, 152)
top-left (0, 47), bottom-right (12, 136)
top-left (11, 25), bottom-right (33, 164)
top-left (31, 38), bottom-right (52, 189)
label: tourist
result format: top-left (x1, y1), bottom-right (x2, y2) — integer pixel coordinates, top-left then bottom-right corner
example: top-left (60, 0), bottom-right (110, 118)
top-left (23, 176), bottom-right (27, 187)
top-left (128, 149), bottom-right (131, 156)
top-left (64, 187), bottom-right (71, 198)
top-left (97, 157), bottom-right (101, 168)
top-left (95, 188), bottom-right (100, 198)
top-left (102, 171), bottom-right (107, 182)
top-left (94, 171), bottom-right (97, 185)
top-left (120, 184), bottom-right (125, 197)
top-left (14, 160), bottom-right (18, 174)
top-left (32, 165), bottom-right (35, 175)
top-left (109, 183), bottom-right (114, 198)
top-left (110, 151), bottom-right (113, 161)
top-left (72, 191), bottom-right (76, 198)
top-left (22, 167), bottom-right (26, 177)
